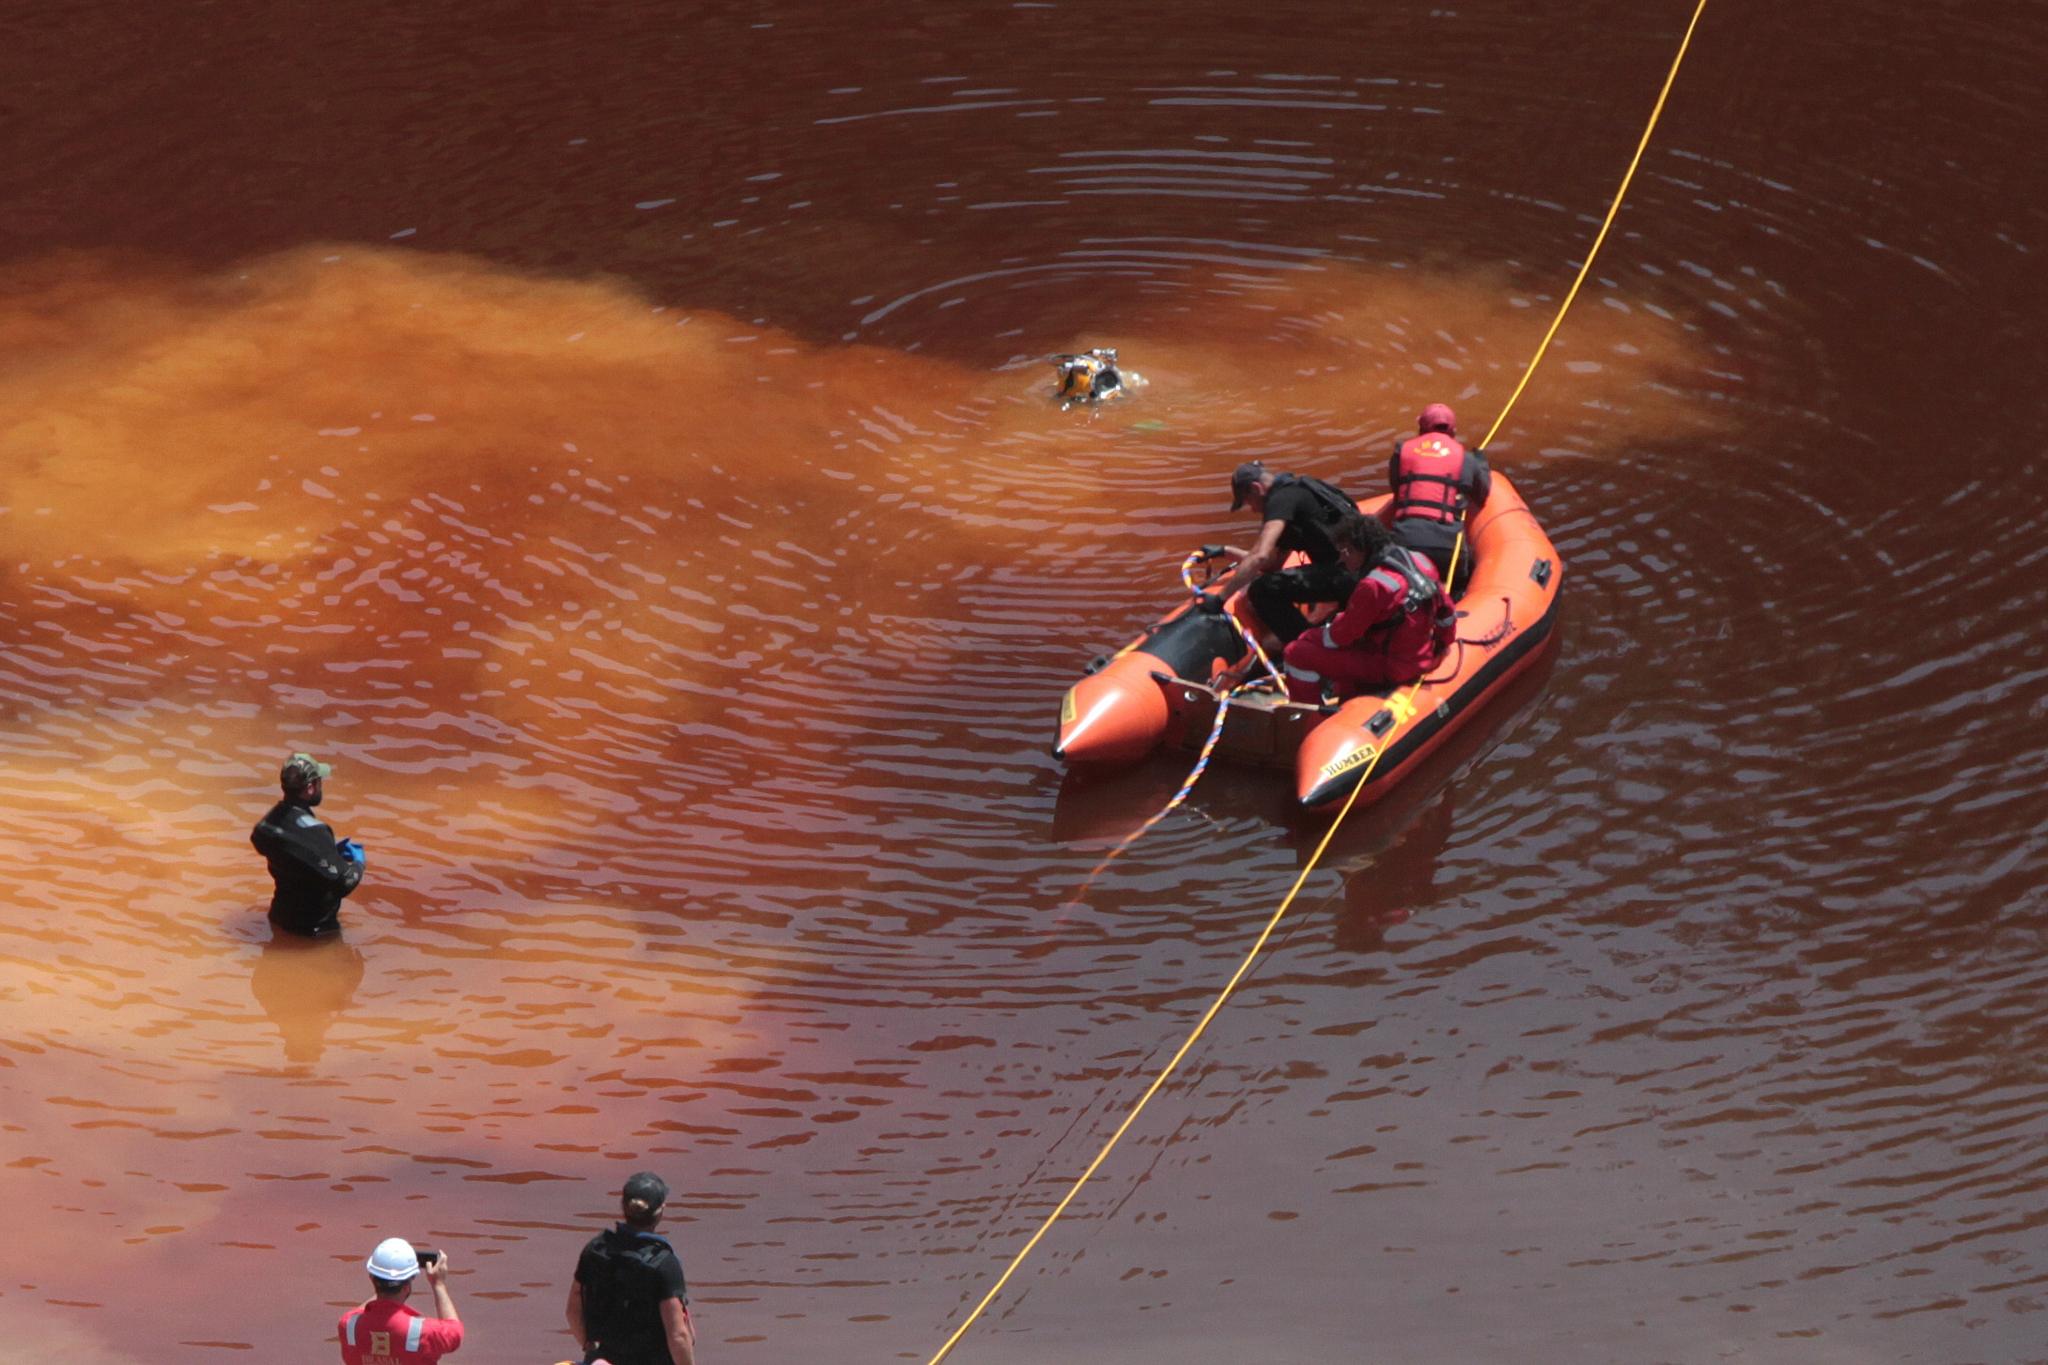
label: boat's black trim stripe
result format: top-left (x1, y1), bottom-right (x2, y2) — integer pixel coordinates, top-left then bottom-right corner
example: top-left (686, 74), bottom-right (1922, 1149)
top-left (1304, 600), bottom-right (1557, 807)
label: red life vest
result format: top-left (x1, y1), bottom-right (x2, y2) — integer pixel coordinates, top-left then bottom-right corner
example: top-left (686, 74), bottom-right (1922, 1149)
top-left (1390, 433), bottom-right (1473, 527)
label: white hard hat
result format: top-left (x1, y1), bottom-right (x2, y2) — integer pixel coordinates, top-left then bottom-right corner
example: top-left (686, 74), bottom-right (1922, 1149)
top-left (366, 1237), bottom-right (420, 1281)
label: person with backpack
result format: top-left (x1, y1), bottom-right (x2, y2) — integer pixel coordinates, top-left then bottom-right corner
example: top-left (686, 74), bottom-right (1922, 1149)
top-left (1281, 513), bottom-right (1455, 704)
top-left (1206, 461), bottom-right (1363, 646)
top-left (566, 1172), bottom-right (696, 1365)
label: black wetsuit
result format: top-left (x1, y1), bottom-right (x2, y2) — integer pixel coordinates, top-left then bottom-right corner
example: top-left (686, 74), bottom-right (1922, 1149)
top-left (251, 797), bottom-right (361, 936)
top-left (1246, 474), bottom-right (1360, 643)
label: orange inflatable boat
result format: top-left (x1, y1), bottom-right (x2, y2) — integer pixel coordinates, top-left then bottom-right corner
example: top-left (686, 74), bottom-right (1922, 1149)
top-left (1054, 472), bottom-right (1562, 811)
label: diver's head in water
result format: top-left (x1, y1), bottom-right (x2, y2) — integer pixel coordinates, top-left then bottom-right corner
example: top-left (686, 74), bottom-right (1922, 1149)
top-left (1417, 402), bottom-right (1458, 436)
top-left (280, 751), bottom-right (331, 806)
top-left (1053, 348), bottom-right (1123, 405)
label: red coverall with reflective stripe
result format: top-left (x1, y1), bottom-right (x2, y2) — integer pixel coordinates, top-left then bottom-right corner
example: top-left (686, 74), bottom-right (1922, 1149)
top-left (1282, 556), bottom-right (1446, 702)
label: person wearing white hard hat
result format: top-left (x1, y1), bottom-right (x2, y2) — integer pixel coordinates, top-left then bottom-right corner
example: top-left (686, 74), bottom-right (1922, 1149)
top-left (339, 1236), bottom-right (463, 1364)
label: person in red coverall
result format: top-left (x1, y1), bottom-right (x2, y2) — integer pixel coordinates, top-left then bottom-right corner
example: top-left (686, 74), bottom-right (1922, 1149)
top-left (1282, 513), bottom-right (1454, 703)
top-left (341, 1238), bottom-right (463, 1365)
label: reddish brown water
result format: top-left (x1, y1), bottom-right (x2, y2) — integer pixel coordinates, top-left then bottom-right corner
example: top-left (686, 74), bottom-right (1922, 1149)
top-left (3, 2), bottom-right (2046, 1361)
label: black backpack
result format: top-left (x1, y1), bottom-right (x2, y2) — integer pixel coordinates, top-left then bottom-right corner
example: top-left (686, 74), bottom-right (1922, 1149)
top-left (582, 1229), bottom-right (685, 1345)
top-left (1269, 473), bottom-right (1358, 563)
top-left (1279, 473), bottom-right (1359, 523)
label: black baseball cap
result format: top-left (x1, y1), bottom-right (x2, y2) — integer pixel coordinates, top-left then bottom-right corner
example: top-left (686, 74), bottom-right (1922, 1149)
top-left (623, 1171), bottom-right (669, 1210)
top-left (1230, 461), bottom-right (1267, 510)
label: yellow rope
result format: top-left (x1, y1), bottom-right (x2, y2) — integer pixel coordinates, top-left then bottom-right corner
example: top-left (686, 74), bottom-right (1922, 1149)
top-left (925, 762), bottom-right (1379, 1365)
top-left (927, 6), bottom-right (1706, 1358)
top-left (1480, 0), bottom-right (1710, 450)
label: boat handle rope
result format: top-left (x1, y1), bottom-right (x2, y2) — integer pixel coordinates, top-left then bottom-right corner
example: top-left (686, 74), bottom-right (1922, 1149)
top-left (926, 4), bottom-right (1709, 1356)
top-left (1180, 546), bottom-right (1282, 687)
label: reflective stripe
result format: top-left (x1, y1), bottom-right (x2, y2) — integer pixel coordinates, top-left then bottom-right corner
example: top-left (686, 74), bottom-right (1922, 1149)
top-left (406, 1314), bottom-right (425, 1352)
top-left (344, 1310), bottom-right (359, 1346)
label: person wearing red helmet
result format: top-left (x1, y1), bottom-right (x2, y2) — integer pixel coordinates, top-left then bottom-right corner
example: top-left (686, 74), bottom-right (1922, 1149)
top-left (1387, 402), bottom-right (1490, 596)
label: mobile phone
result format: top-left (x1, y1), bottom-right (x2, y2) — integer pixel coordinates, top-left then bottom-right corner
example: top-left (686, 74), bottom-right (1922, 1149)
top-left (416, 1248), bottom-right (439, 1268)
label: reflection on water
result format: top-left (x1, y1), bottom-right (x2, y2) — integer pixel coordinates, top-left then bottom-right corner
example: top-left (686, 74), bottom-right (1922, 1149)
top-left (250, 934), bottom-right (366, 1064)
top-left (2, 240), bottom-right (1718, 1361)
top-left (1333, 783), bottom-right (1454, 952)
top-left (2, 0), bottom-right (2046, 1359)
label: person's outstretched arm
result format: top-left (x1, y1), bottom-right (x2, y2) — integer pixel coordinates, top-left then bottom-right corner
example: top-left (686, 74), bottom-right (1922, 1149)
top-left (1209, 518), bottom-right (1288, 600)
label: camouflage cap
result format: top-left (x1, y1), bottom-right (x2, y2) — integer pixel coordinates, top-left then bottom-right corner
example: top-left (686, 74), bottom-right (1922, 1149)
top-left (280, 752), bottom-right (332, 792)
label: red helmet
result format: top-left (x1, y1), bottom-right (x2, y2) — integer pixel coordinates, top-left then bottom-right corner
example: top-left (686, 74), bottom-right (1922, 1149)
top-left (1417, 403), bottom-right (1457, 434)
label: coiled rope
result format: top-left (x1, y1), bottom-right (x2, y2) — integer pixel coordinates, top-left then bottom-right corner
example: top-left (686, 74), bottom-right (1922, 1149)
top-left (927, 5), bottom-right (1708, 1357)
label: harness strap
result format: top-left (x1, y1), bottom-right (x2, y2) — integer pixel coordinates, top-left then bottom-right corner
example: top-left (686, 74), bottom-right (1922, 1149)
top-left (1380, 547), bottom-right (1438, 613)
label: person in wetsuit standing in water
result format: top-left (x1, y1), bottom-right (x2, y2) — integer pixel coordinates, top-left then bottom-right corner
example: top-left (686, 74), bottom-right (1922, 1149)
top-left (252, 752), bottom-right (364, 936)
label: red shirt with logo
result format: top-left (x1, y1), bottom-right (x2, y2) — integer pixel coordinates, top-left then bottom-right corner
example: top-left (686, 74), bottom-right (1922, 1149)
top-left (338, 1300), bottom-right (464, 1364)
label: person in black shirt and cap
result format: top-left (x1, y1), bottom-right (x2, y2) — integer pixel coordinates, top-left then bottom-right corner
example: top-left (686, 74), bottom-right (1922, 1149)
top-left (1204, 460), bottom-right (1363, 649)
top-left (567, 1171), bottom-right (696, 1365)
top-left (250, 751), bottom-right (364, 937)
